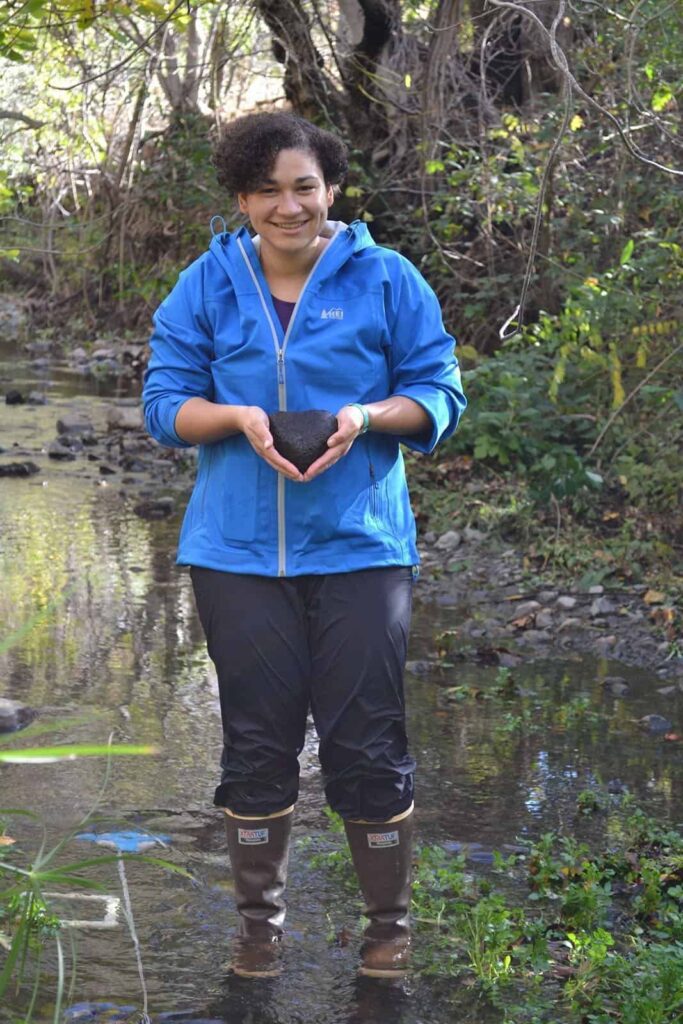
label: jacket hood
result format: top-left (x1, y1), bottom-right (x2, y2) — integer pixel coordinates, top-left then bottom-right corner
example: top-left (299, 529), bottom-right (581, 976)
top-left (207, 219), bottom-right (376, 290)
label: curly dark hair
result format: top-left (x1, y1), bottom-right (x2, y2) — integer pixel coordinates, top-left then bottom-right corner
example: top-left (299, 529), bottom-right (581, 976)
top-left (213, 111), bottom-right (348, 195)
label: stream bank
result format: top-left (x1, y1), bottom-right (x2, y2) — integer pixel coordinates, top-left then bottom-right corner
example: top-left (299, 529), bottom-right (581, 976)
top-left (1, 314), bottom-right (681, 1024)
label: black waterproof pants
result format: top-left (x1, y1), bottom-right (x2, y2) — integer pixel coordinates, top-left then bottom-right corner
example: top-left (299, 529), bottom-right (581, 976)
top-left (191, 566), bottom-right (416, 822)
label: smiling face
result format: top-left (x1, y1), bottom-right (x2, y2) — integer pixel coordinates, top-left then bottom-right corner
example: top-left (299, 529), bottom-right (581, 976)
top-left (237, 148), bottom-right (335, 265)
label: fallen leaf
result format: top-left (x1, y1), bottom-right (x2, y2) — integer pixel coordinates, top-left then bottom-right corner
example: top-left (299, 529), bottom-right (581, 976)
top-left (511, 614), bottom-right (535, 630)
top-left (643, 589), bottom-right (666, 605)
top-left (0, 836), bottom-right (16, 846)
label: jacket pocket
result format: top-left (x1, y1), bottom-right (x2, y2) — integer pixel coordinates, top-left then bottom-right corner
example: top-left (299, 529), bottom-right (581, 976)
top-left (365, 437), bottom-right (395, 537)
top-left (212, 438), bottom-right (259, 544)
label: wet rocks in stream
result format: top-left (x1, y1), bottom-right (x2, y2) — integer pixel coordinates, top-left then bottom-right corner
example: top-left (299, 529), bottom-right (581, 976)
top-left (48, 440), bottom-right (77, 460)
top-left (57, 415), bottom-right (96, 438)
top-left (0, 698), bottom-right (36, 734)
top-left (133, 496), bottom-right (174, 519)
top-left (0, 460), bottom-right (40, 477)
top-left (413, 527), bottom-right (682, 680)
top-left (106, 402), bottom-right (143, 432)
top-left (268, 410), bottom-right (338, 473)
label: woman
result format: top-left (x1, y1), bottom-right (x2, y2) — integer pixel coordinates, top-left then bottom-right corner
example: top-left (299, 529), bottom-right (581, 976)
top-left (143, 111), bottom-right (466, 979)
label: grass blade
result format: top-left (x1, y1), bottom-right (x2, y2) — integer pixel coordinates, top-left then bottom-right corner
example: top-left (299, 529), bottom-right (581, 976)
top-left (0, 744), bottom-right (159, 764)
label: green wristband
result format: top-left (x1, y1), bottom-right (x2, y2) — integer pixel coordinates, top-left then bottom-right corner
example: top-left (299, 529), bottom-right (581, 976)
top-left (347, 403), bottom-right (370, 434)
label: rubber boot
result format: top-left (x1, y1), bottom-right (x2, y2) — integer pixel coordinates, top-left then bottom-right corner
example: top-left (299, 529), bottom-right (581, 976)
top-left (223, 805), bottom-right (294, 978)
top-left (343, 805), bottom-right (414, 978)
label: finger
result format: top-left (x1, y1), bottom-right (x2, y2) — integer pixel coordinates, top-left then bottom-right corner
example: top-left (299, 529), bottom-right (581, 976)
top-left (326, 431), bottom-right (351, 447)
top-left (263, 449), bottom-right (303, 481)
top-left (303, 450), bottom-right (339, 481)
top-left (255, 429), bottom-right (274, 450)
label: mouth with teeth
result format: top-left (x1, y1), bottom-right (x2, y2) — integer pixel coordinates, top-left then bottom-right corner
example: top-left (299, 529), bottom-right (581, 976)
top-left (272, 220), bottom-right (309, 229)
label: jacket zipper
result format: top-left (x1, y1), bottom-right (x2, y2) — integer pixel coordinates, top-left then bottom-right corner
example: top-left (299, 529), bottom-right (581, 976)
top-left (237, 230), bottom-right (342, 576)
top-left (367, 438), bottom-right (379, 519)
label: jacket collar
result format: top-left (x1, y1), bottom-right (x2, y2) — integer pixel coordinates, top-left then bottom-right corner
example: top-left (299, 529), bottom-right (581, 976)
top-left (208, 219), bottom-right (375, 291)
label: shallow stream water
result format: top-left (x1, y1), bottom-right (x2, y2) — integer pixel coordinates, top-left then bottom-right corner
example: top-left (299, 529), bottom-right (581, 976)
top-left (1, 340), bottom-right (681, 1023)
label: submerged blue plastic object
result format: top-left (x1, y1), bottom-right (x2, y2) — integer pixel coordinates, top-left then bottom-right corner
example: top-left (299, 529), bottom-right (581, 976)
top-left (63, 1004), bottom-right (137, 1021)
top-left (76, 830), bottom-right (171, 854)
top-left (64, 1008), bottom-right (223, 1024)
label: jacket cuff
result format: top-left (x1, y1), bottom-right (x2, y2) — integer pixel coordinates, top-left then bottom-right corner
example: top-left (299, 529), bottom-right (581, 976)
top-left (390, 386), bottom-right (458, 454)
top-left (145, 396), bottom-right (195, 449)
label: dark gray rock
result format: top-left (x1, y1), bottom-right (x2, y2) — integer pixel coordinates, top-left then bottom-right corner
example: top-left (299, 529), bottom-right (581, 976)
top-left (602, 676), bottom-right (630, 697)
top-left (405, 660), bottom-right (432, 676)
top-left (0, 461), bottom-right (40, 477)
top-left (268, 410), bottom-right (338, 473)
top-left (509, 600), bottom-right (541, 619)
top-left (5, 389), bottom-right (25, 405)
top-left (594, 635), bottom-right (617, 652)
top-left (48, 441), bottom-right (77, 461)
top-left (0, 698), bottom-right (36, 733)
top-left (57, 415), bottom-right (95, 435)
top-left (435, 530), bottom-right (462, 551)
top-left (591, 597), bottom-right (616, 617)
top-left (99, 464), bottom-right (117, 475)
top-left (133, 497), bottom-right (174, 519)
top-left (56, 434), bottom-right (84, 452)
top-left (27, 391), bottom-right (47, 405)
top-left (518, 629), bottom-right (551, 644)
top-left (498, 652), bottom-right (523, 668)
top-left (121, 456), bottom-right (150, 473)
top-left (106, 405), bottom-right (143, 432)
top-left (558, 617), bottom-right (582, 631)
top-left (638, 714), bottom-right (673, 734)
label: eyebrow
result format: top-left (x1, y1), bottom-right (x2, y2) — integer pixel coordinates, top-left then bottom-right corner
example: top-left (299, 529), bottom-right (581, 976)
top-left (260, 175), bottom-right (320, 185)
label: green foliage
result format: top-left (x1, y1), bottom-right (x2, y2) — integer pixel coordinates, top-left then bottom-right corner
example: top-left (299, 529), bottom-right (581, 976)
top-left (307, 797), bottom-right (683, 1022)
top-left (566, 937), bottom-right (683, 1024)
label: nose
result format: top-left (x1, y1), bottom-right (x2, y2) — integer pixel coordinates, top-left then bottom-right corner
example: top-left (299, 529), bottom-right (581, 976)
top-left (276, 191), bottom-right (303, 216)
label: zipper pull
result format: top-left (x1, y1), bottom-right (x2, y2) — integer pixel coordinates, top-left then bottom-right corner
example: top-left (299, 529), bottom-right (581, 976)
top-left (277, 350), bottom-right (284, 385)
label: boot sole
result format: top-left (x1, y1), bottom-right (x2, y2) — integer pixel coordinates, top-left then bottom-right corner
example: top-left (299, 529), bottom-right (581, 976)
top-left (230, 964), bottom-right (283, 978)
top-left (358, 965), bottom-right (409, 979)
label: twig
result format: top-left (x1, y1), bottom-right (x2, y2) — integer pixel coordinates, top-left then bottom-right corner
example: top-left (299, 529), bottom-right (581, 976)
top-left (499, 1), bottom-right (572, 339)
top-left (588, 342), bottom-right (683, 457)
top-left (488, 0), bottom-right (683, 177)
top-left (50, 0), bottom-right (187, 90)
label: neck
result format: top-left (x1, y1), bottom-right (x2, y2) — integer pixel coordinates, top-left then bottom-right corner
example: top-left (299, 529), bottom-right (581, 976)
top-left (258, 236), bottom-right (326, 282)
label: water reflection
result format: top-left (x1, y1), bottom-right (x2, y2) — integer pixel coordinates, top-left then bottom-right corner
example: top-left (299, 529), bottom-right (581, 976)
top-left (1, 361), bottom-right (682, 1024)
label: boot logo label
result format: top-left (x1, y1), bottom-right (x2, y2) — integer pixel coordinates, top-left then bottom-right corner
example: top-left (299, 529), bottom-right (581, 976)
top-left (367, 830), bottom-right (399, 848)
top-left (238, 827), bottom-right (269, 845)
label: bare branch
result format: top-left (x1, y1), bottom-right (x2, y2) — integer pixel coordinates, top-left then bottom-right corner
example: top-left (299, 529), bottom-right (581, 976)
top-left (487, 0), bottom-right (683, 177)
top-left (0, 108), bottom-right (47, 129)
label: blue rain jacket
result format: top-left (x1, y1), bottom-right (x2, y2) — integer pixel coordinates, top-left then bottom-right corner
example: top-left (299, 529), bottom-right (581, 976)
top-left (143, 219), bottom-right (466, 577)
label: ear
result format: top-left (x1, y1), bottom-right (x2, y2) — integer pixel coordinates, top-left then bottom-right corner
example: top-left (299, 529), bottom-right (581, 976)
top-left (326, 184), bottom-right (335, 206)
top-left (237, 193), bottom-right (249, 215)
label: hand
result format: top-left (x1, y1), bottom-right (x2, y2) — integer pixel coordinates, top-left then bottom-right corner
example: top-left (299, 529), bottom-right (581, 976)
top-left (239, 406), bottom-right (304, 482)
top-left (303, 404), bottom-right (365, 482)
